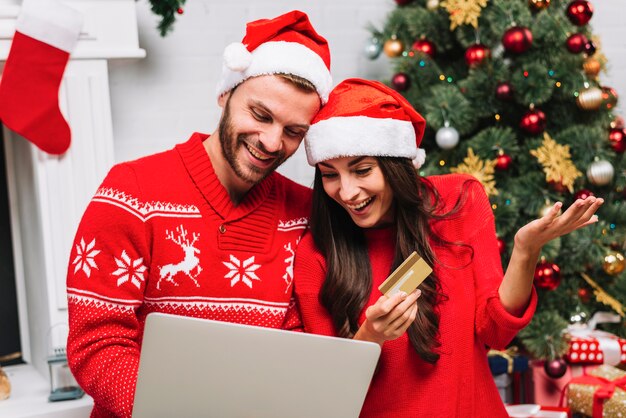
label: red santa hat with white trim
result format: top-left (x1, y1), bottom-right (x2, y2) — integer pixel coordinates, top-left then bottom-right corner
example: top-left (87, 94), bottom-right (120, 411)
top-left (305, 78), bottom-right (427, 168)
top-left (217, 10), bottom-right (332, 104)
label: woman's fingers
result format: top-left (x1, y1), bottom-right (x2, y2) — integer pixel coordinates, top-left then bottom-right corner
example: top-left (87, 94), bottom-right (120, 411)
top-left (365, 289), bottom-right (422, 339)
top-left (366, 292), bottom-right (407, 321)
top-left (387, 299), bottom-right (419, 332)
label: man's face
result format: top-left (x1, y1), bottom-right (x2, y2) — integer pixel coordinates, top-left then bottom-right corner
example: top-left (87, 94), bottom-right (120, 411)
top-left (218, 75), bottom-right (321, 186)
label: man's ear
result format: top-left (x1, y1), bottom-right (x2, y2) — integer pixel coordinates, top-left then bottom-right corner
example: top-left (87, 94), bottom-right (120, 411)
top-left (218, 91), bottom-right (230, 108)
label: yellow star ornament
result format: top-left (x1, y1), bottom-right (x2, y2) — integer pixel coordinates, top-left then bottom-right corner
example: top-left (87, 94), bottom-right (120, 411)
top-left (450, 147), bottom-right (499, 196)
top-left (530, 133), bottom-right (582, 193)
top-left (440, 0), bottom-right (488, 30)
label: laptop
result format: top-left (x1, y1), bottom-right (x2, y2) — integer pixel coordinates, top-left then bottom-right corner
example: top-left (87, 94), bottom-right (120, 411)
top-left (132, 312), bottom-right (381, 418)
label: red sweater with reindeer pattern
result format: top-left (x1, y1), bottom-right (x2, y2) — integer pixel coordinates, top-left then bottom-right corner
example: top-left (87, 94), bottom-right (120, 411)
top-left (66, 133), bottom-right (310, 418)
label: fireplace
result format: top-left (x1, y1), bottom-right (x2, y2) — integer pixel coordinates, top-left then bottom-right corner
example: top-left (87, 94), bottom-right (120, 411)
top-left (0, 0), bottom-right (144, 414)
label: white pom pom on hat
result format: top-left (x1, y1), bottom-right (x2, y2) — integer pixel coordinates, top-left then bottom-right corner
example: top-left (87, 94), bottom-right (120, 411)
top-left (413, 148), bottom-right (426, 169)
top-left (223, 42), bottom-right (253, 72)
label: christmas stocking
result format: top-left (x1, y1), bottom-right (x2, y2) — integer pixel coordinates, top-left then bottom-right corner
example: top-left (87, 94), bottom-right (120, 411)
top-left (0, 0), bottom-right (83, 155)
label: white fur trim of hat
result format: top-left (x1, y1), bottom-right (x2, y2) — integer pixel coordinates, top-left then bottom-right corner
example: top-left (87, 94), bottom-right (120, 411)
top-left (217, 40), bottom-right (332, 103)
top-left (305, 116), bottom-right (417, 166)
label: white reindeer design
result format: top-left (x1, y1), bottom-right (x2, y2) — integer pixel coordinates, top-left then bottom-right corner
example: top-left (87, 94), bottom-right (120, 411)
top-left (157, 225), bottom-right (202, 290)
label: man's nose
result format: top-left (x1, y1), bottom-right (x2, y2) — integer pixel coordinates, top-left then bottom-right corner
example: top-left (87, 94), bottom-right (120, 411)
top-left (259, 125), bottom-right (284, 154)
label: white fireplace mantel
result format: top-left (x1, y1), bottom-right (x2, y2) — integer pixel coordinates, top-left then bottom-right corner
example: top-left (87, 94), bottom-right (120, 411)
top-left (1, 1), bottom-right (144, 416)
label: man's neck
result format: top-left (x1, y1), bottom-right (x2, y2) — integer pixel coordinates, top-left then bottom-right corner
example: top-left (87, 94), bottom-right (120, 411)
top-left (204, 132), bottom-right (252, 205)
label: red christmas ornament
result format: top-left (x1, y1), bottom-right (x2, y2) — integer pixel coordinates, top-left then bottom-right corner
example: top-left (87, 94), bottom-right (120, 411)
top-left (520, 109), bottom-right (547, 135)
top-left (566, 33), bottom-right (588, 54)
top-left (496, 237), bottom-right (506, 255)
top-left (578, 287), bottom-right (591, 303)
top-left (574, 189), bottom-right (594, 201)
top-left (465, 43), bottom-right (490, 66)
top-left (177, 7), bottom-right (184, 14)
top-left (395, 0), bottom-right (414, 5)
top-left (566, 0), bottom-right (594, 26)
top-left (412, 38), bottom-right (436, 58)
top-left (548, 181), bottom-right (568, 193)
top-left (495, 82), bottom-right (514, 101)
top-left (391, 73), bottom-right (410, 92)
top-left (502, 26), bottom-right (533, 54)
top-left (534, 260), bottom-right (561, 290)
top-left (495, 154), bottom-right (513, 170)
top-left (544, 358), bottom-right (567, 379)
top-left (609, 128), bottom-right (626, 154)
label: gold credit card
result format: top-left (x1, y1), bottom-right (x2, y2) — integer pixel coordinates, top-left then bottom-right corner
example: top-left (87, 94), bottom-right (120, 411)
top-left (378, 251), bottom-right (433, 297)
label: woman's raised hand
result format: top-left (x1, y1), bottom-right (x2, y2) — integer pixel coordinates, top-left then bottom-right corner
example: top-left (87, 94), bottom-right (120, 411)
top-left (514, 196), bottom-right (604, 257)
top-left (354, 289), bottom-right (421, 346)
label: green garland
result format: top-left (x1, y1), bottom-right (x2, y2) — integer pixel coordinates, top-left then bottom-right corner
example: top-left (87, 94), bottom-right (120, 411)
top-left (145, 0), bottom-right (186, 36)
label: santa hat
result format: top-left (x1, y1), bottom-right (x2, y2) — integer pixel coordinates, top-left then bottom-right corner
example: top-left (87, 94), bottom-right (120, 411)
top-left (216, 10), bottom-right (332, 103)
top-left (305, 78), bottom-right (427, 167)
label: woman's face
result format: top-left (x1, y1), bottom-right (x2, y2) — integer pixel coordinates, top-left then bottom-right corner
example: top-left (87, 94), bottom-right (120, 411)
top-left (318, 156), bottom-right (395, 229)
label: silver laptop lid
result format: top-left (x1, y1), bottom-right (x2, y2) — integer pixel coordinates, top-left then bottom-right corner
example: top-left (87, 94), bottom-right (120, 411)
top-left (132, 312), bottom-right (380, 418)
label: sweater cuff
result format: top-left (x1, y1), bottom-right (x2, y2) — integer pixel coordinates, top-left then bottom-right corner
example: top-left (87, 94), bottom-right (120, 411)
top-left (487, 285), bottom-right (538, 331)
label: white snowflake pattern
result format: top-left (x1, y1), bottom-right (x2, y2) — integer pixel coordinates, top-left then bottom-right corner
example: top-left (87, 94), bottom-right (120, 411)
top-left (112, 250), bottom-right (147, 289)
top-left (223, 255), bottom-right (261, 288)
top-left (72, 237), bottom-right (100, 278)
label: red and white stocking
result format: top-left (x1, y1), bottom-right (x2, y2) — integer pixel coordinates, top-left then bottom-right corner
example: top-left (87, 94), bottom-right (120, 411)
top-left (0, 0), bottom-right (83, 155)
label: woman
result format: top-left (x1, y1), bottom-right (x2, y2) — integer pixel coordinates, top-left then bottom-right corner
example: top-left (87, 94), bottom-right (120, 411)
top-left (293, 78), bottom-right (602, 417)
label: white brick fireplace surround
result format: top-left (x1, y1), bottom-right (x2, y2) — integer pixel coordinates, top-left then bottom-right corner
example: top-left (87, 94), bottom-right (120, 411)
top-left (0, 0), bottom-right (144, 416)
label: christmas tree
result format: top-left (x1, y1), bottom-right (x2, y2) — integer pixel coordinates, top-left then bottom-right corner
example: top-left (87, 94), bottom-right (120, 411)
top-left (369, 0), bottom-right (625, 368)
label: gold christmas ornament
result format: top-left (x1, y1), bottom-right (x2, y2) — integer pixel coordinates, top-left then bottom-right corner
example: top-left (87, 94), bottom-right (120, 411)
top-left (426, 0), bottom-right (440, 10)
top-left (440, 0), bottom-right (488, 30)
top-left (530, 133), bottom-right (582, 193)
top-left (383, 36), bottom-right (404, 57)
top-left (576, 86), bottom-right (603, 110)
top-left (450, 148), bottom-right (498, 196)
top-left (603, 251), bottom-right (625, 276)
top-left (583, 57), bottom-right (601, 77)
top-left (528, 0), bottom-right (550, 10)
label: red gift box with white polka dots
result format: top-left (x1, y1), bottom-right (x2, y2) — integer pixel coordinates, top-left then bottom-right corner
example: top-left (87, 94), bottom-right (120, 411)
top-left (565, 335), bottom-right (626, 365)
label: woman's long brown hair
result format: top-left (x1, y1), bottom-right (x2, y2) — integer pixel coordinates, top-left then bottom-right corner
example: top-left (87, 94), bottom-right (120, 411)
top-left (310, 156), bottom-right (470, 364)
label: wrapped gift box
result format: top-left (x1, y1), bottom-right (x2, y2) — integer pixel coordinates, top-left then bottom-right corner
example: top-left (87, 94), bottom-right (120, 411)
top-left (565, 334), bottom-right (626, 365)
top-left (506, 404), bottom-right (569, 418)
top-left (566, 312), bottom-right (626, 366)
top-left (530, 361), bottom-right (589, 407)
top-left (490, 348), bottom-right (531, 404)
top-left (565, 364), bottom-right (626, 418)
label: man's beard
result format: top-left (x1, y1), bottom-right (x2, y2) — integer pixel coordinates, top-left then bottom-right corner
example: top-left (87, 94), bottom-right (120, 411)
top-left (218, 100), bottom-right (286, 185)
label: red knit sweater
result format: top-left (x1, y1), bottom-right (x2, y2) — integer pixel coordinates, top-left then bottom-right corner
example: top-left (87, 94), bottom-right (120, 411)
top-left (67, 133), bottom-right (310, 418)
top-left (294, 174), bottom-right (538, 418)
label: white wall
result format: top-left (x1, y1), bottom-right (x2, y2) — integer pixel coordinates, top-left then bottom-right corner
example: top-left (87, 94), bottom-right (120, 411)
top-left (108, 0), bottom-right (626, 188)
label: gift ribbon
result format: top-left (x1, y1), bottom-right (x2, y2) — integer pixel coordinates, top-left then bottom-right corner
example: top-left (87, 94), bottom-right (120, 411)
top-left (560, 373), bottom-right (626, 418)
top-left (488, 346), bottom-right (518, 374)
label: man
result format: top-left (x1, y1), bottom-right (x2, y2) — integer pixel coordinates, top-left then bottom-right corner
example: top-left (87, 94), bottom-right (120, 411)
top-left (66, 11), bottom-right (331, 417)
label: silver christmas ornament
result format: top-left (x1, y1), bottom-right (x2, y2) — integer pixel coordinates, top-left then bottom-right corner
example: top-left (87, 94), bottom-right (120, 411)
top-left (426, 0), bottom-right (440, 10)
top-left (435, 122), bottom-right (460, 150)
top-left (586, 159), bottom-right (614, 186)
top-left (364, 38), bottom-right (382, 60)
